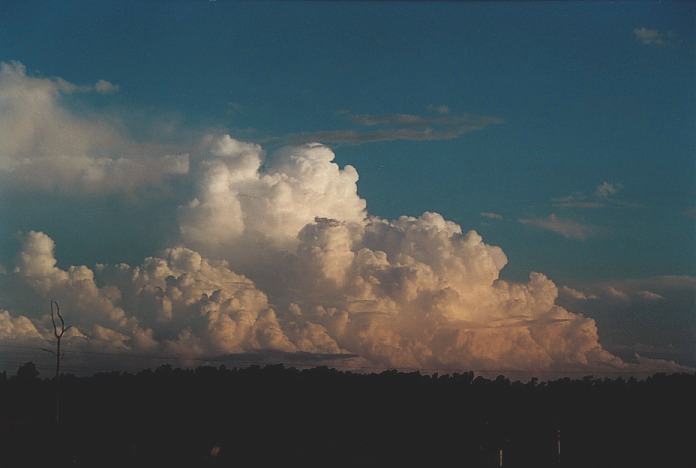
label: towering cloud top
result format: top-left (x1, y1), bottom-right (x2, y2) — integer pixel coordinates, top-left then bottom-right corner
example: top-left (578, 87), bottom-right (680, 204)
top-left (180, 137), bottom-right (366, 257)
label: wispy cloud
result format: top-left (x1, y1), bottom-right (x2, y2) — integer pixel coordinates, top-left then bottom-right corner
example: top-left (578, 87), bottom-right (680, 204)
top-left (633, 27), bottom-right (675, 46)
top-left (636, 290), bottom-right (664, 301)
top-left (480, 211), bottom-right (503, 220)
top-left (552, 195), bottom-right (605, 209)
top-left (426, 104), bottom-right (450, 115)
top-left (53, 75), bottom-right (119, 94)
top-left (285, 107), bottom-right (503, 145)
top-left (559, 286), bottom-right (598, 301)
top-left (519, 214), bottom-right (596, 240)
top-left (552, 181), bottom-right (630, 209)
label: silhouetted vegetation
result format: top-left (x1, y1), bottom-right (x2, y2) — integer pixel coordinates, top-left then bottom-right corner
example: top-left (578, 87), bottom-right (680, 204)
top-left (0, 363), bottom-right (693, 467)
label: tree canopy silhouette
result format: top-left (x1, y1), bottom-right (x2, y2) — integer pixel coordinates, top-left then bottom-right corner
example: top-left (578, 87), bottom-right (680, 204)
top-left (0, 363), bottom-right (693, 467)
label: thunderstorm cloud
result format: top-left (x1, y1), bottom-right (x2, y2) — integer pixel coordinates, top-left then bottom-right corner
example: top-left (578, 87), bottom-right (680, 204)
top-left (0, 63), bottom-right (691, 375)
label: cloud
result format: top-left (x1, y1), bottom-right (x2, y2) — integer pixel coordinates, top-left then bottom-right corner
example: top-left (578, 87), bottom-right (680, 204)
top-left (604, 286), bottom-right (630, 301)
top-left (0, 61), bottom-right (188, 194)
top-left (519, 214), bottom-right (596, 240)
top-left (94, 79), bottom-right (119, 94)
top-left (481, 212), bottom-right (504, 220)
top-left (636, 290), bottom-right (664, 301)
top-left (4, 219), bottom-right (687, 374)
top-left (594, 181), bottom-right (622, 199)
top-left (179, 137), bottom-right (367, 263)
top-left (553, 181), bottom-right (625, 209)
top-left (426, 104), bottom-right (450, 115)
top-left (633, 27), bottom-right (674, 46)
top-left (286, 108), bottom-right (503, 145)
top-left (559, 286), bottom-right (598, 301)
top-left (1, 135), bottom-right (690, 374)
top-left (0, 310), bottom-right (42, 342)
top-left (8, 230), bottom-right (311, 356)
top-left (557, 276), bottom-right (696, 368)
top-left (0, 62), bottom-right (689, 374)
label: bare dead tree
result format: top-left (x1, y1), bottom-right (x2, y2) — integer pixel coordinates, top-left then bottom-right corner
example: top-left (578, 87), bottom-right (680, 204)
top-left (49, 300), bottom-right (71, 425)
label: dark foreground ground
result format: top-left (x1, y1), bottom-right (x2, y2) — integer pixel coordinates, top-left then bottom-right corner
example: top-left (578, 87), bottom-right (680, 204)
top-left (0, 364), bottom-right (693, 468)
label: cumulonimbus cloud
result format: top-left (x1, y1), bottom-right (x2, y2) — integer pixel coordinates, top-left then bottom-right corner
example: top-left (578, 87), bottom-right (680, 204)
top-left (0, 64), bottom-right (690, 374)
top-left (0, 133), bottom-right (690, 375)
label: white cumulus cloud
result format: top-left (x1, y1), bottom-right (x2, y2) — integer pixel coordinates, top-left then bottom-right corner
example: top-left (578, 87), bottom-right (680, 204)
top-left (179, 137), bottom-right (367, 268)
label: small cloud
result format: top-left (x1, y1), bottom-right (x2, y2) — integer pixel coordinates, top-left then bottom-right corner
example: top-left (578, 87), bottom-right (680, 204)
top-left (426, 104), bottom-right (450, 115)
top-left (54, 77), bottom-right (119, 94)
top-left (594, 181), bottom-right (622, 199)
top-left (519, 214), bottom-right (596, 240)
top-left (636, 290), bottom-right (664, 301)
top-left (553, 181), bottom-right (629, 209)
top-left (94, 79), bottom-right (119, 94)
top-left (552, 195), bottom-right (605, 209)
top-left (599, 286), bottom-right (663, 302)
top-left (633, 27), bottom-right (674, 46)
top-left (349, 113), bottom-right (425, 126)
top-left (604, 286), bottom-right (630, 301)
top-left (560, 286), bottom-right (598, 301)
top-left (480, 211), bottom-right (503, 220)
top-left (612, 343), bottom-right (677, 355)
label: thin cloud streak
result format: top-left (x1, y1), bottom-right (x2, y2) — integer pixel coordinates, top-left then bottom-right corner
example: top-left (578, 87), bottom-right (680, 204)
top-left (633, 27), bottom-right (675, 46)
top-left (284, 109), bottom-right (503, 145)
top-left (519, 214), bottom-right (597, 240)
top-left (481, 212), bottom-right (504, 220)
top-left (552, 181), bottom-right (638, 209)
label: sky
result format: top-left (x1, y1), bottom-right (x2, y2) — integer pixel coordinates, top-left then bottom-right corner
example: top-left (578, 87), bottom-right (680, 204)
top-left (0, 1), bottom-right (694, 374)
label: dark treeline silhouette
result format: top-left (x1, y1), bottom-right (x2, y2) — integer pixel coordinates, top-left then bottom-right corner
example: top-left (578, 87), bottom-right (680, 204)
top-left (0, 363), bottom-right (693, 467)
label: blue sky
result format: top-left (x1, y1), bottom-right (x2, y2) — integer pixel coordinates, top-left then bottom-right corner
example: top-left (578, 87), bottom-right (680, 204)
top-left (0, 1), bottom-right (694, 371)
